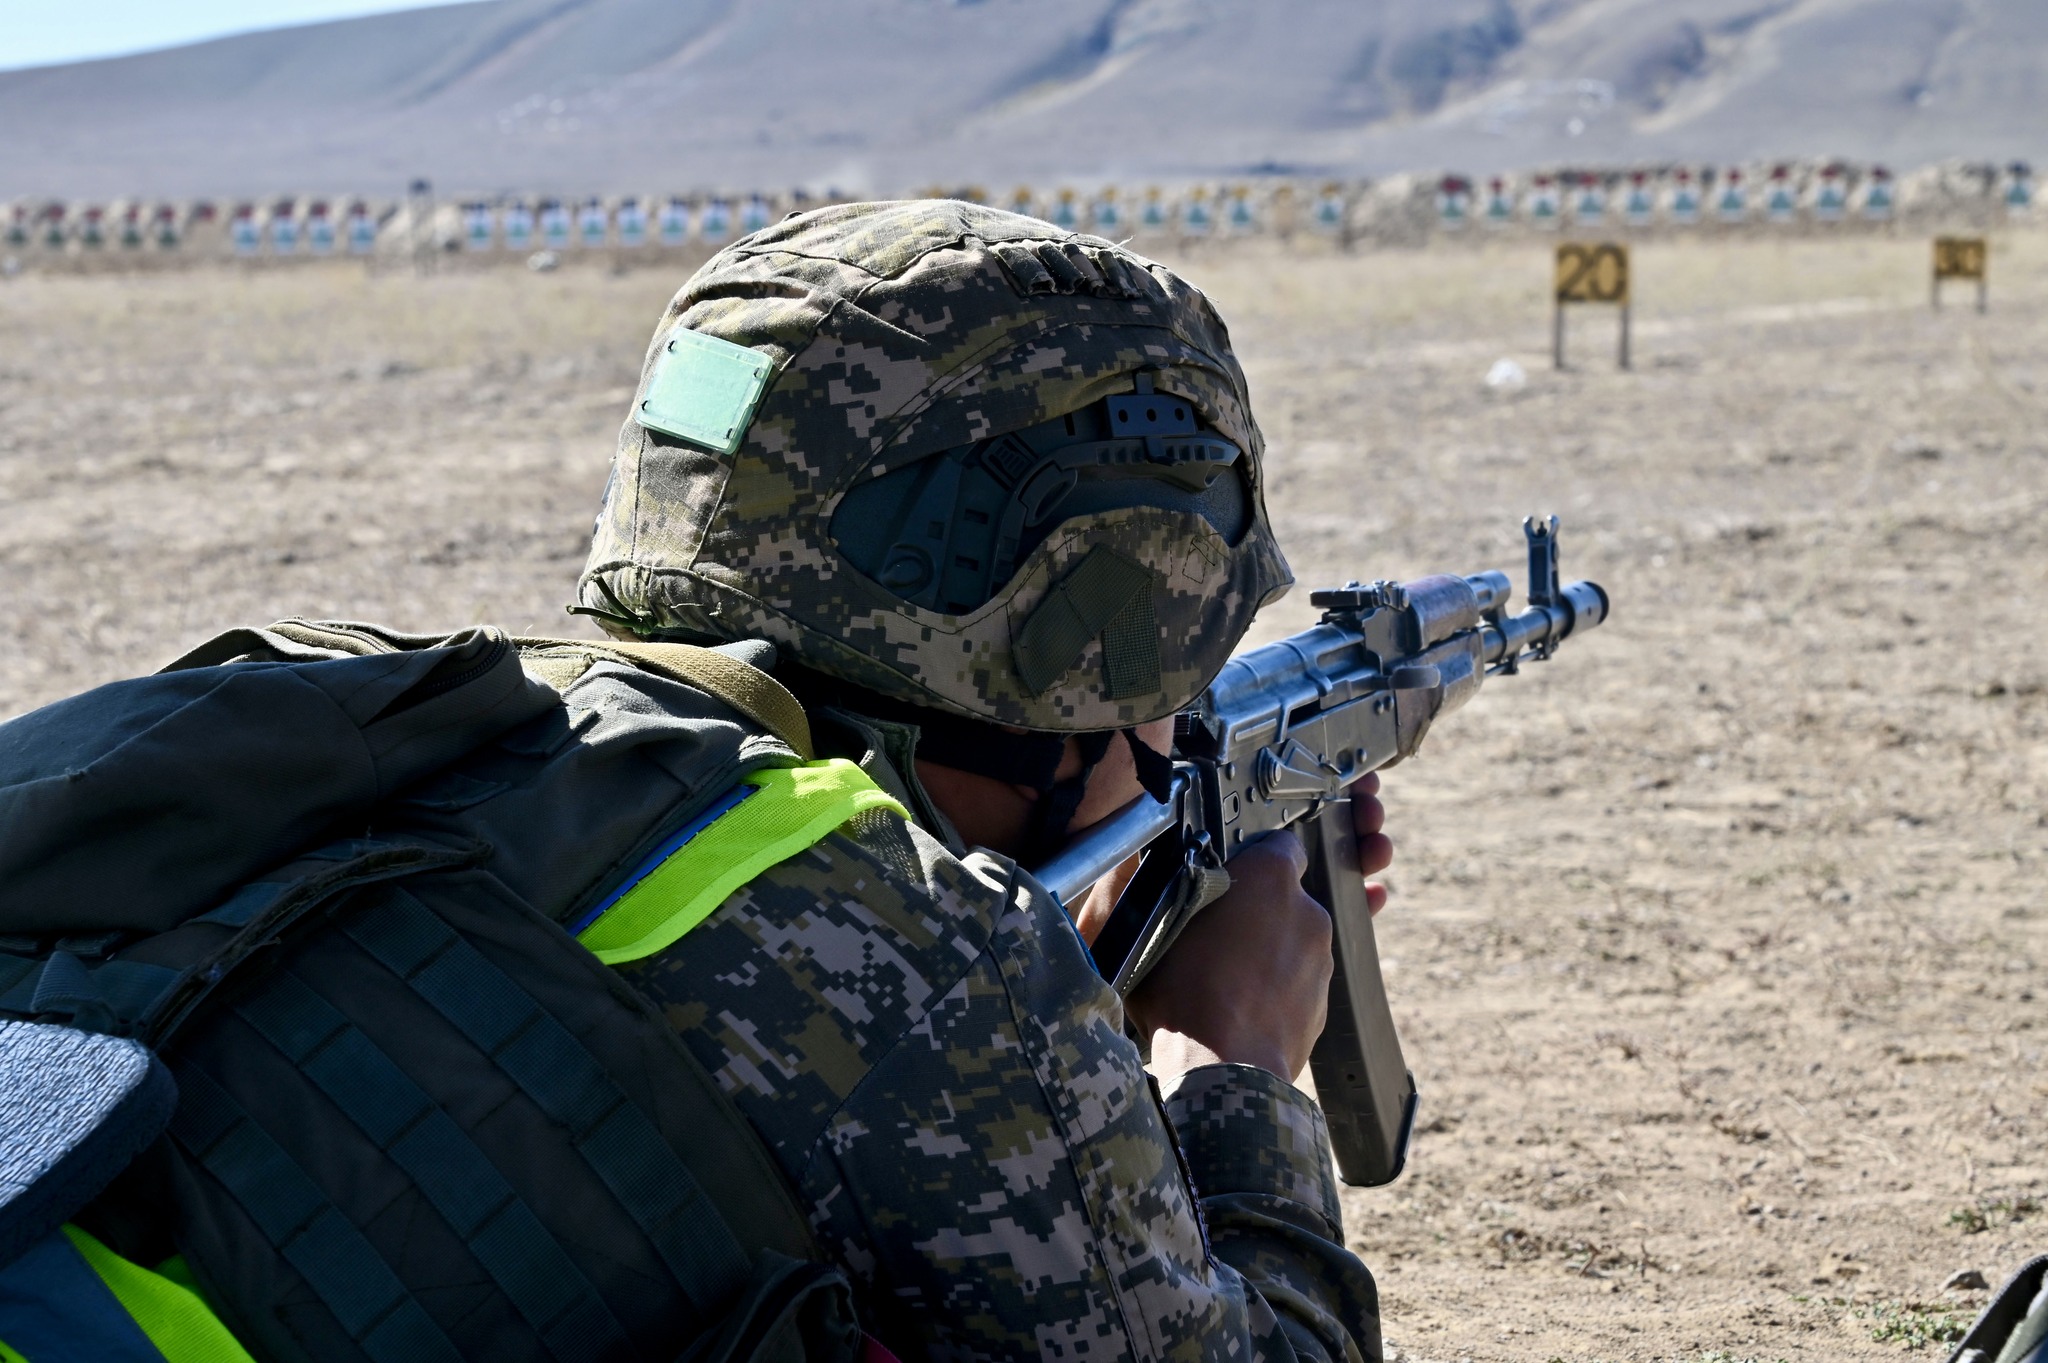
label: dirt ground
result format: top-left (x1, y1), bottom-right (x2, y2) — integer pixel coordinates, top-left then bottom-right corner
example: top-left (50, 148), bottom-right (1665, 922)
top-left (3, 230), bottom-right (2043, 1362)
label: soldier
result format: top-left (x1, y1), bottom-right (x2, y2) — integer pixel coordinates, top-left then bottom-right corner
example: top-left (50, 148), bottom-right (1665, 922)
top-left (575, 197), bottom-right (1391, 1360)
top-left (0, 200), bottom-right (1392, 1363)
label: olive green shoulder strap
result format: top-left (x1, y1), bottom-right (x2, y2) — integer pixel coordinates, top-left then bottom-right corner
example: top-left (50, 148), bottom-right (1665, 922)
top-left (518, 639), bottom-right (814, 761)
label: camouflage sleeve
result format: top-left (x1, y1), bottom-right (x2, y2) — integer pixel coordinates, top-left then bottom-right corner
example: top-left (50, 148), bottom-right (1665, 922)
top-left (621, 806), bottom-right (1385, 1363)
top-left (1162, 1065), bottom-right (1383, 1363)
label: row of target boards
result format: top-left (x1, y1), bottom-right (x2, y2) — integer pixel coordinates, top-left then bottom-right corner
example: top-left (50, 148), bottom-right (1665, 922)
top-left (8, 171), bottom-right (2038, 256)
top-left (452, 196), bottom-right (781, 250)
top-left (3, 189), bottom-right (1313, 255)
top-left (2, 196), bottom-right (796, 254)
top-left (1431, 173), bottom-right (2032, 228)
top-left (453, 188), bottom-right (1313, 245)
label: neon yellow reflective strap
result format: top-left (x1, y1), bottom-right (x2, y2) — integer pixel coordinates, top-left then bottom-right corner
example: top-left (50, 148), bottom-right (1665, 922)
top-left (577, 758), bottom-right (907, 965)
top-left (59, 1225), bottom-right (255, 1363)
top-left (148, 1257), bottom-right (202, 1297)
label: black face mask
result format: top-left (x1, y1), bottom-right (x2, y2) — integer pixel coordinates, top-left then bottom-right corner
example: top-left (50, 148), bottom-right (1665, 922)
top-left (784, 671), bottom-right (1174, 865)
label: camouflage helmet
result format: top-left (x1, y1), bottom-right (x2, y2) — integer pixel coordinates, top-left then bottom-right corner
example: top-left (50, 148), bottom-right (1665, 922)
top-left (577, 200), bottom-right (1292, 732)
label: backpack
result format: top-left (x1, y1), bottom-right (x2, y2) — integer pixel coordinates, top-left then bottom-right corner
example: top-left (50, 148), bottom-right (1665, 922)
top-left (0, 619), bottom-right (866, 1363)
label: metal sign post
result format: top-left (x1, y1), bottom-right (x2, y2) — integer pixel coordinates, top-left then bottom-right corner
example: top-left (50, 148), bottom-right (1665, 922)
top-left (1553, 242), bottom-right (1631, 370)
top-left (1932, 236), bottom-right (1988, 313)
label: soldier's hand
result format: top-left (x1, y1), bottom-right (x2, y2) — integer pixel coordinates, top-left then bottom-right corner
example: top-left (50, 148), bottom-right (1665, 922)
top-left (1132, 829), bottom-right (1332, 1085)
top-left (1132, 772), bottom-right (1393, 1086)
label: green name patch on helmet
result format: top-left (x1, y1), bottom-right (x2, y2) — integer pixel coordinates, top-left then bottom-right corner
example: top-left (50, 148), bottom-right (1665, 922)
top-left (637, 328), bottom-right (775, 456)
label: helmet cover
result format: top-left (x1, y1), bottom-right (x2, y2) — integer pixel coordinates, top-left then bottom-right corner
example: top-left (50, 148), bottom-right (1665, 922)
top-left (578, 199), bottom-right (1292, 732)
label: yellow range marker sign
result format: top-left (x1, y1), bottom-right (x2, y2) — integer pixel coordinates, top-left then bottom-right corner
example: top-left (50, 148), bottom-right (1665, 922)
top-left (1933, 237), bottom-right (1987, 280)
top-left (1554, 242), bottom-right (1631, 305)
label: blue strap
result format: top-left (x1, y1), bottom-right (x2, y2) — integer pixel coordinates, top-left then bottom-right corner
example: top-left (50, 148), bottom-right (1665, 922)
top-left (344, 892), bottom-right (751, 1317)
top-left (567, 783), bottom-right (755, 935)
top-left (234, 972), bottom-right (631, 1363)
top-left (0, 1229), bottom-right (165, 1363)
top-left (167, 1066), bottom-right (463, 1363)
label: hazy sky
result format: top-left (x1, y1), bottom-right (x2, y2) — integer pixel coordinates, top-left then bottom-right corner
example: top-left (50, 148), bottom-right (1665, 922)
top-left (2, 1), bottom-right (477, 72)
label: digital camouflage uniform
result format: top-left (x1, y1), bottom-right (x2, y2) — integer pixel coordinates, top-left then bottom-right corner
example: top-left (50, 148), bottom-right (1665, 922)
top-left (618, 708), bottom-right (1381, 1362)
top-left (578, 202), bottom-right (1381, 1361)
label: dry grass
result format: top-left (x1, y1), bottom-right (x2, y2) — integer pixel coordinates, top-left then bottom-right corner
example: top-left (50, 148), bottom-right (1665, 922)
top-left (4, 230), bottom-right (2045, 1361)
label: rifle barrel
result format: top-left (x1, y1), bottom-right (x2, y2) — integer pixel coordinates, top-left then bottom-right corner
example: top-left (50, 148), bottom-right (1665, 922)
top-left (1480, 580), bottom-right (1609, 664)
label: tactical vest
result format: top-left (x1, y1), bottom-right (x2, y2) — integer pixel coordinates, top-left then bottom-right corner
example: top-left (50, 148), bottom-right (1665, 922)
top-left (0, 621), bottom-right (898, 1363)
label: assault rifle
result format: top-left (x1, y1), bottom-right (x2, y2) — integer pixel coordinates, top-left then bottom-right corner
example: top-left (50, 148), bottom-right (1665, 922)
top-left (1035, 516), bottom-right (1609, 1187)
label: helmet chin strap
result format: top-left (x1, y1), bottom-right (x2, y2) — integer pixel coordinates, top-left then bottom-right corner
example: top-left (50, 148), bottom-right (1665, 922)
top-left (1019, 731), bottom-right (1114, 866)
top-left (784, 671), bottom-right (1173, 863)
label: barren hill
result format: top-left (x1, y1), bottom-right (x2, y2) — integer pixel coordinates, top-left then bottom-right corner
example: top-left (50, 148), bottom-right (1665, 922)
top-left (1, 0), bottom-right (2041, 199)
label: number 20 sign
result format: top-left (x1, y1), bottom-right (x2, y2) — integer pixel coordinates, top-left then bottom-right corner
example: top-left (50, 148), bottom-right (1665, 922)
top-left (1555, 242), bottom-right (1630, 304)
top-left (1553, 242), bottom-right (1631, 369)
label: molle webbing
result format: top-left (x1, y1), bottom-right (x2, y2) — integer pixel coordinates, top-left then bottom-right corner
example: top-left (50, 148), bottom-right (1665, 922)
top-left (232, 972), bottom-right (632, 1363)
top-left (340, 893), bottom-right (755, 1316)
top-left (0, 837), bottom-right (472, 1045)
top-left (168, 1065), bottom-right (463, 1363)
